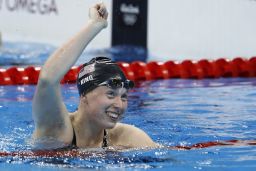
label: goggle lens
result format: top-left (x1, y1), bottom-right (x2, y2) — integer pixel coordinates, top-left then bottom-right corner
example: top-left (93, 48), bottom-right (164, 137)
top-left (99, 79), bottom-right (134, 89)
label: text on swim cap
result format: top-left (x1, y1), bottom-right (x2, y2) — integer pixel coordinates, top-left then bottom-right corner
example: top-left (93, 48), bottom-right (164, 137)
top-left (80, 75), bottom-right (93, 85)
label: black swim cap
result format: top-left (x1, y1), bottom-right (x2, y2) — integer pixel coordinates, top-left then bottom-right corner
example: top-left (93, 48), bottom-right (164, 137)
top-left (77, 57), bottom-right (132, 96)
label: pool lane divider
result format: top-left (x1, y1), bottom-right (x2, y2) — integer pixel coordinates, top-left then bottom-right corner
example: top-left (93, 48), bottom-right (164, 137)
top-left (0, 57), bottom-right (256, 85)
top-left (0, 140), bottom-right (255, 158)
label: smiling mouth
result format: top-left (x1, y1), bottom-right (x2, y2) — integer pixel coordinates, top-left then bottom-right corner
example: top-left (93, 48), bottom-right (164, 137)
top-left (106, 111), bottom-right (120, 121)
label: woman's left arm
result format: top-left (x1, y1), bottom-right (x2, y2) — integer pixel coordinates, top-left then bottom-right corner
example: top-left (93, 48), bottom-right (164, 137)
top-left (110, 123), bottom-right (159, 148)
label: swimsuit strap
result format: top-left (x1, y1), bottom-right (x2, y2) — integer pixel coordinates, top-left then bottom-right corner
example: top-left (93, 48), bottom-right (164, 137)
top-left (72, 128), bottom-right (108, 148)
top-left (102, 129), bottom-right (108, 148)
top-left (71, 128), bottom-right (77, 147)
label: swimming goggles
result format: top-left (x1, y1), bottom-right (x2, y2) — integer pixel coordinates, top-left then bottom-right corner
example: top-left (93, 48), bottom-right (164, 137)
top-left (99, 78), bottom-right (134, 89)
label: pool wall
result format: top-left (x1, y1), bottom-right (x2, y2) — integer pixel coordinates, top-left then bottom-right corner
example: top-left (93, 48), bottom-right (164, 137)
top-left (1, 0), bottom-right (256, 60)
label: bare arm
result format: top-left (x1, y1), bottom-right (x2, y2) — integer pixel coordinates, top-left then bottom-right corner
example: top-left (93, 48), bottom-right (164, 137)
top-left (32, 3), bottom-right (108, 144)
top-left (110, 123), bottom-right (159, 148)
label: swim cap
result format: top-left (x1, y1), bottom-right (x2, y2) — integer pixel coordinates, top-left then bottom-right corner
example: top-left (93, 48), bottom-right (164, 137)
top-left (77, 57), bottom-right (133, 96)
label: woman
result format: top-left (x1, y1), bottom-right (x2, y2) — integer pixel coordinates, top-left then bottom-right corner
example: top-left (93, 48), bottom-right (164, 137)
top-left (32, 2), bottom-right (158, 149)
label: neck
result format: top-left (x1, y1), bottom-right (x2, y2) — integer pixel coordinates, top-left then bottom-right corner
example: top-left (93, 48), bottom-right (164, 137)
top-left (72, 110), bottom-right (105, 148)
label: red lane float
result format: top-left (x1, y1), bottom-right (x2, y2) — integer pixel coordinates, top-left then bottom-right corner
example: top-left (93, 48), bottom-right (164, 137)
top-left (0, 139), bottom-right (255, 158)
top-left (0, 68), bottom-right (13, 85)
top-left (130, 61), bottom-right (153, 81)
top-left (164, 60), bottom-right (180, 78)
top-left (173, 139), bottom-right (256, 150)
top-left (25, 66), bottom-right (41, 84)
top-left (117, 62), bottom-right (135, 80)
top-left (7, 67), bottom-right (30, 84)
top-left (1, 57), bottom-right (256, 85)
top-left (146, 61), bottom-right (169, 79)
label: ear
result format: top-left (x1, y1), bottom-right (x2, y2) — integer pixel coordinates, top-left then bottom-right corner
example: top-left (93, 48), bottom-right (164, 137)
top-left (80, 94), bottom-right (89, 104)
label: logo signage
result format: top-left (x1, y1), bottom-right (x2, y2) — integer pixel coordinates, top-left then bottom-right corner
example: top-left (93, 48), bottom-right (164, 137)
top-left (0, 0), bottom-right (58, 15)
top-left (112, 0), bottom-right (148, 49)
top-left (120, 3), bottom-right (140, 26)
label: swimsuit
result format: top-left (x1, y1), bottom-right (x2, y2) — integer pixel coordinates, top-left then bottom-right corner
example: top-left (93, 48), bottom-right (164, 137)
top-left (71, 129), bottom-right (108, 148)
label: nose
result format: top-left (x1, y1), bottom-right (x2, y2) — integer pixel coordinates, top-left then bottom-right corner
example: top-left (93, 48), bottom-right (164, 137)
top-left (113, 96), bottom-right (124, 109)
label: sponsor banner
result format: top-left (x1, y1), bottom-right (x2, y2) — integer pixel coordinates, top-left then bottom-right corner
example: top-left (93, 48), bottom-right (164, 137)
top-left (0, 0), bottom-right (58, 15)
top-left (0, 0), bottom-right (111, 47)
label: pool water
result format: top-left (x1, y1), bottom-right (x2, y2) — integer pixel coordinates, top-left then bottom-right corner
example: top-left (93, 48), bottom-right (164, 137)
top-left (0, 42), bottom-right (147, 66)
top-left (0, 78), bottom-right (256, 170)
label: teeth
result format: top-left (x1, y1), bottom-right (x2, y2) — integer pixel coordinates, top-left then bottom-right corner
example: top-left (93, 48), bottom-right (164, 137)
top-left (107, 112), bottom-right (119, 119)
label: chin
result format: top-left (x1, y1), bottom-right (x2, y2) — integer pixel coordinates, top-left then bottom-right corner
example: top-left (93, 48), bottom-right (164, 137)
top-left (104, 121), bottom-right (118, 129)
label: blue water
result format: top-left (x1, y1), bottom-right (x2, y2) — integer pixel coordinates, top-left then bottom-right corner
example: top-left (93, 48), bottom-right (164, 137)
top-left (0, 42), bottom-right (256, 170)
top-left (0, 42), bottom-right (147, 66)
top-left (0, 78), bottom-right (256, 170)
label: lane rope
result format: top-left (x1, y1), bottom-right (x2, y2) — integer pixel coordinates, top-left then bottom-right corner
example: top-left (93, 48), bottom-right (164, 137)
top-left (0, 140), bottom-right (255, 158)
top-left (0, 57), bottom-right (256, 85)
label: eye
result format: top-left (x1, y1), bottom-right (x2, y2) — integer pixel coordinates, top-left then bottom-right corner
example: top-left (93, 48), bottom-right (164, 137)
top-left (121, 93), bottom-right (128, 101)
top-left (106, 90), bottom-right (115, 98)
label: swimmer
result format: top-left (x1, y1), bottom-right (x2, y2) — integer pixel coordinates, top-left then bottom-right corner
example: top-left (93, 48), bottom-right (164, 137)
top-left (32, 2), bottom-right (158, 149)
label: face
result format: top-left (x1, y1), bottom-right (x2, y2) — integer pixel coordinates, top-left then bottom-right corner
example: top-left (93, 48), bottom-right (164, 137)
top-left (82, 86), bottom-right (128, 129)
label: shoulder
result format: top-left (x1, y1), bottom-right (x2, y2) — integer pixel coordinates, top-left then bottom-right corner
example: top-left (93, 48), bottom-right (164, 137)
top-left (111, 123), bottom-right (145, 134)
top-left (108, 123), bottom-right (158, 148)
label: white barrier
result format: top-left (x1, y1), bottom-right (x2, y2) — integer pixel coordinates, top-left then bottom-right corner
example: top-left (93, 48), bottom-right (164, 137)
top-left (148, 0), bottom-right (256, 60)
top-left (0, 0), bottom-right (112, 49)
top-left (1, 0), bottom-right (256, 60)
